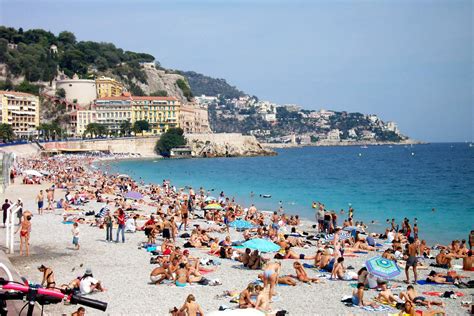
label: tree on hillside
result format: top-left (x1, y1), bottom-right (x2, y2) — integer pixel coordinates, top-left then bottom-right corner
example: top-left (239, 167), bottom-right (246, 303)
top-left (55, 88), bottom-right (66, 98)
top-left (0, 124), bottom-right (14, 142)
top-left (155, 128), bottom-right (186, 157)
top-left (150, 90), bottom-right (168, 97)
top-left (132, 120), bottom-right (150, 135)
top-left (176, 78), bottom-right (193, 101)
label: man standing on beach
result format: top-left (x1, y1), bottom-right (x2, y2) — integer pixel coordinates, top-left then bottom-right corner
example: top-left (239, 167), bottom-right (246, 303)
top-left (405, 237), bottom-right (419, 284)
top-left (36, 190), bottom-right (44, 215)
top-left (2, 199), bottom-right (11, 227)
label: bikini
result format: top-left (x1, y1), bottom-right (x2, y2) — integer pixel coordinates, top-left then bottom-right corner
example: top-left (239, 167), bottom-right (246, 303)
top-left (263, 270), bottom-right (274, 278)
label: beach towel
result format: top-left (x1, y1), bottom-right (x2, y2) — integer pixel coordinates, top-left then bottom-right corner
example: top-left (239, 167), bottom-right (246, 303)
top-left (353, 251), bottom-right (369, 254)
top-left (253, 280), bottom-right (290, 287)
top-left (422, 291), bottom-right (464, 297)
top-left (360, 305), bottom-right (392, 312)
top-left (416, 280), bottom-right (449, 287)
top-left (62, 221), bottom-right (74, 224)
top-left (343, 254), bottom-right (359, 258)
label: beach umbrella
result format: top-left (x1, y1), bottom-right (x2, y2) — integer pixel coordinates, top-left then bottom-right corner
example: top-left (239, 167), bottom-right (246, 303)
top-left (125, 191), bottom-right (143, 200)
top-left (204, 203), bottom-right (223, 210)
top-left (365, 256), bottom-right (401, 279)
top-left (241, 238), bottom-right (280, 253)
top-left (205, 196), bottom-right (217, 202)
top-left (229, 219), bottom-right (254, 229)
top-left (324, 232), bottom-right (351, 241)
top-left (39, 170), bottom-right (50, 176)
top-left (23, 170), bottom-right (43, 177)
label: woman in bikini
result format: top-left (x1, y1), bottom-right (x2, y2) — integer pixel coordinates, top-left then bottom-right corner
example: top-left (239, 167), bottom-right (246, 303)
top-left (38, 265), bottom-right (56, 289)
top-left (16, 213), bottom-right (31, 256)
top-left (174, 263), bottom-right (188, 287)
top-left (238, 283), bottom-right (256, 308)
top-left (262, 261), bottom-right (280, 300)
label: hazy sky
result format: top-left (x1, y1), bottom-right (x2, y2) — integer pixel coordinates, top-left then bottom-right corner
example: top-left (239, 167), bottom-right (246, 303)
top-left (0, 0), bottom-right (472, 141)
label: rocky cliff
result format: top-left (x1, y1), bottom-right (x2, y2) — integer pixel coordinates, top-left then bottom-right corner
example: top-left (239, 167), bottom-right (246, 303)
top-left (135, 65), bottom-right (187, 102)
top-left (186, 133), bottom-right (276, 157)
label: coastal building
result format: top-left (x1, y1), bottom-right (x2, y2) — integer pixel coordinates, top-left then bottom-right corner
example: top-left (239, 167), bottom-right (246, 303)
top-left (179, 103), bottom-right (210, 134)
top-left (95, 76), bottom-right (124, 98)
top-left (385, 121), bottom-right (400, 134)
top-left (0, 91), bottom-right (40, 138)
top-left (195, 95), bottom-right (218, 105)
top-left (131, 96), bottom-right (180, 134)
top-left (76, 110), bottom-right (97, 136)
top-left (54, 74), bottom-right (97, 106)
top-left (327, 129), bottom-right (341, 141)
top-left (93, 96), bottom-right (132, 135)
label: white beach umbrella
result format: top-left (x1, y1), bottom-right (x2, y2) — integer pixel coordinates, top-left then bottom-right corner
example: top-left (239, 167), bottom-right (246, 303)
top-left (23, 169), bottom-right (43, 177)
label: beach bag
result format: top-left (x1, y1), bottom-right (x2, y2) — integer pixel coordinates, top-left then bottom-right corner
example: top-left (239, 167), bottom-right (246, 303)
top-left (198, 277), bottom-right (209, 285)
top-left (180, 233), bottom-right (190, 238)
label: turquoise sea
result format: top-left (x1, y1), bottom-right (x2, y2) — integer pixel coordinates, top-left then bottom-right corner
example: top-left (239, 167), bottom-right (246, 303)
top-left (102, 143), bottom-right (473, 244)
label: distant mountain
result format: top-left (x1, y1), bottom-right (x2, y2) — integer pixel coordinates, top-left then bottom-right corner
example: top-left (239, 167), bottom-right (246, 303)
top-left (179, 71), bottom-right (245, 99)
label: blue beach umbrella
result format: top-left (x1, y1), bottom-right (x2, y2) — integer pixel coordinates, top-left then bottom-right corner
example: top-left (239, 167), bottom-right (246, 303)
top-left (229, 219), bottom-right (254, 229)
top-left (365, 256), bottom-right (401, 279)
top-left (241, 238), bottom-right (280, 253)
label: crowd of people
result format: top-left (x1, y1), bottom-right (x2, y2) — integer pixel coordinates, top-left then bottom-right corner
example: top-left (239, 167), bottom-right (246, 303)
top-left (2, 154), bottom-right (472, 315)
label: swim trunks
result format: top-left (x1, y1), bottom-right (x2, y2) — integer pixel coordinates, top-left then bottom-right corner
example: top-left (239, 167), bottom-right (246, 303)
top-left (406, 255), bottom-right (418, 267)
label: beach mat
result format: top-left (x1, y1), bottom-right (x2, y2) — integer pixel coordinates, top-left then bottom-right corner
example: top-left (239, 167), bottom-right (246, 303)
top-left (353, 251), bottom-right (369, 254)
top-left (343, 254), bottom-right (359, 258)
top-left (253, 280), bottom-right (290, 287)
top-left (360, 305), bottom-right (392, 312)
top-left (416, 280), bottom-right (450, 287)
top-left (422, 291), bottom-right (464, 297)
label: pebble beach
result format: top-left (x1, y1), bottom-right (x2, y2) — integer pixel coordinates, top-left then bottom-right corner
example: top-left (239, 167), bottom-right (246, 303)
top-left (0, 156), bottom-right (472, 316)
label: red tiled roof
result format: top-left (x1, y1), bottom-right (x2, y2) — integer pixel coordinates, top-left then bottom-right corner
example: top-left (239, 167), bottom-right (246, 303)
top-left (131, 96), bottom-right (178, 101)
top-left (0, 90), bottom-right (37, 97)
top-left (95, 95), bottom-right (179, 103)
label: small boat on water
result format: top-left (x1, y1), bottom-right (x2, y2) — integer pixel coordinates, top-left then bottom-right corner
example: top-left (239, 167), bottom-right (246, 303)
top-left (360, 145), bottom-right (368, 149)
top-left (261, 194), bottom-right (272, 198)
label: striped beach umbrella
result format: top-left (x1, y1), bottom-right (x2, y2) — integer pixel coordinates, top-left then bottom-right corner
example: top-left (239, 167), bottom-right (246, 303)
top-left (204, 203), bottom-right (223, 210)
top-left (324, 232), bottom-right (351, 241)
top-left (365, 256), bottom-right (401, 279)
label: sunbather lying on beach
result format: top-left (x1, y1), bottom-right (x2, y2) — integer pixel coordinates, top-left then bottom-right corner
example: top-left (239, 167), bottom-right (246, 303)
top-left (275, 246), bottom-right (316, 260)
top-left (398, 300), bottom-right (445, 316)
top-left (426, 271), bottom-right (465, 284)
top-left (399, 285), bottom-right (445, 308)
top-left (293, 261), bottom-right (320, 283)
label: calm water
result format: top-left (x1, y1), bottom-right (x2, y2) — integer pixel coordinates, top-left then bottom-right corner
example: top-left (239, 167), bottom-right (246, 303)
top-left (103, 143), bottom-right (474, 244)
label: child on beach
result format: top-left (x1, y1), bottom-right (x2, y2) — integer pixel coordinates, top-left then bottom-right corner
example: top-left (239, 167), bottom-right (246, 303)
top-left (72, 222), bottom-right (80, 250)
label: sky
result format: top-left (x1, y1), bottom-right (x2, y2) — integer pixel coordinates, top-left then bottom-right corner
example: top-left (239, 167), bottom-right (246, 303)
top-left (0, 0), bottom-right (472, 142)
